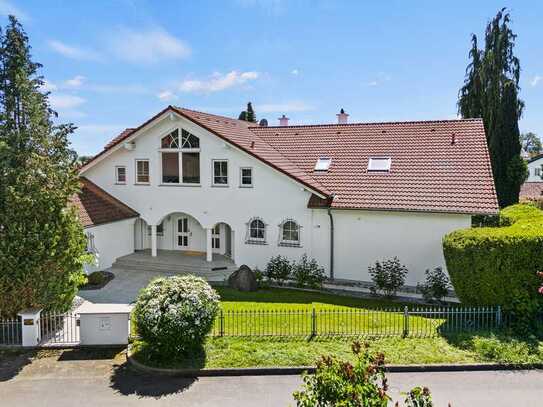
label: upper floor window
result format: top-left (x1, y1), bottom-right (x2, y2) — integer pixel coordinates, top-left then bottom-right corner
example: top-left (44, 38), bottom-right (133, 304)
top-left (246, 217), bottom-right (266, 244)
top-left (115, 166), bottom-right (126, 184)
top-left (160, 128), bottom-right (200, 184)
top-left (240, 167), bottom-right (253, 187)
top-left (368, 157), bottom-right (391, 172)
top-left (279, 219), bottom-right (301, 247)
top-left (535, 167), bottom-right (541, 177)
top-left (213, 160), bottom-right (228, 186)
top-left (135, 159), bottom-right (149, 184)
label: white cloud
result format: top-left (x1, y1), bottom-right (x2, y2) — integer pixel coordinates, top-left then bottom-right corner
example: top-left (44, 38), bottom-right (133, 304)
top-left (258, 100), bottom-right (314, 113)
top-left (49, 94), bottom-right (86, 110)
top-left (363, 72), bottom-right (391, 87)
top-left (40, 80), bottom-right (57, 92)
top-left (48, 40), bottom-right (102, 61)
top-left (110, 27), bottom-right (190, 64)
top-left (179, 71), bottom-right (259, 93)
top-left (531, 75), bottom-right (542, 87)
top-left (157, 90), bottom-right (178, 101)
top-left (0, 0), bottom-right (29, 21)
top-left (291, 69), bottom-right (299, 75)
top-left (64, 75), bottom-right (86, 88)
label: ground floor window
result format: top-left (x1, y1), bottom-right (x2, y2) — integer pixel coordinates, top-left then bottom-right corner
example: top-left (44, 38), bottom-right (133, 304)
top-left (212, 224), bottom-right (220, 249)
top-left (246, 217), bottom-right (266, 244)
top-left (279, 219), bottom-right (301, 247)
top-left (147, 221), bottom-right (164, 236)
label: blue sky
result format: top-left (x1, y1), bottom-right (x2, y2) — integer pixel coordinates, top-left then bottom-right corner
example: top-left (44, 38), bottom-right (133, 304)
top-left (4, 0), bottom-right (542, 155)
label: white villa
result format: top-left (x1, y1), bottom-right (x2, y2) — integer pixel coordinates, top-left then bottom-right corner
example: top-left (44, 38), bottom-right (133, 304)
top-left (75, 106), bottom-right (498, 287)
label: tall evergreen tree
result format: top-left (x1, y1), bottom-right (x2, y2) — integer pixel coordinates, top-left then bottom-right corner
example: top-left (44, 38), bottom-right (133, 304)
top-left (0, 16), bottom-right (87, 316)
top-left (458, 8), bottom-right (526, 207)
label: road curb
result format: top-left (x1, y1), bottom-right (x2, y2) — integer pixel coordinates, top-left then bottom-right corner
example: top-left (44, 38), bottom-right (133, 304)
top-left (126, 348), bottom-right (543, 377)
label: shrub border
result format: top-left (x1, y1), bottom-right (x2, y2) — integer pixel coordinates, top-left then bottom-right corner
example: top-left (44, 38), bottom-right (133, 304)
top-left (126, 345), bottom-right (543, 377)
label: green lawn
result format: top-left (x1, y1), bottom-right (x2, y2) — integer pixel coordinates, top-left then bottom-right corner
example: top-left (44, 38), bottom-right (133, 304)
top-left (131, 287), bottom-right (542, 369)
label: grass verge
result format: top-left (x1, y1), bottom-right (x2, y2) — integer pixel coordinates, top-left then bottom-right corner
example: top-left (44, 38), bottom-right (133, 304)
top-left (131, 332), bottom-right (543, 370)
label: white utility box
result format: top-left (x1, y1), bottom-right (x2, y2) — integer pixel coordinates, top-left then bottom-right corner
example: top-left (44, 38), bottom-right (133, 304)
top-left (76, 303), bottom-right (132, 346)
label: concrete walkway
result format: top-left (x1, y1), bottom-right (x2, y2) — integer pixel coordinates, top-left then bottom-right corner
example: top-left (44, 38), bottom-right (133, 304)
top-left (1, 349), bottom-right (543, 406)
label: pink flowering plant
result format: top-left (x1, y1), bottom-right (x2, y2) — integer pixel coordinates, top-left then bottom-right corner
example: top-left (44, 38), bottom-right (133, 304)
top-left (133, 275), bottom-right (220, 359)
top-left (538, 272), bottom-right (543, 296)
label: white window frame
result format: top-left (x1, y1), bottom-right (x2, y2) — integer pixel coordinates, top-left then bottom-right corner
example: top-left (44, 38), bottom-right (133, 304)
top-left (246, 217), bottom-right (267, 244)
top-left (135, 159), bottom-right (150, 184)
top-left (115, 166), bottom-right (126, 184)
top-left (367, 157), bottom-right (392, 172)
top-left (147, 221), bottom-right (164, 236)
top-left (212, 159), bottom-right (229, 187)
top-left (314, 157), bottom-right (332, 171)
top-left (159, 128), bottom-right (201, 186)
top-left (535, 167), bottom-right (541, 177)
top-left (240, 167), bottom-right (253, 188)
top-left (278, 219), bottom-right (302, 247)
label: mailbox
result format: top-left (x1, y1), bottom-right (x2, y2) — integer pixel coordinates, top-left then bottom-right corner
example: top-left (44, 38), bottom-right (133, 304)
top-left (76, 303), bottom-right (132, 346)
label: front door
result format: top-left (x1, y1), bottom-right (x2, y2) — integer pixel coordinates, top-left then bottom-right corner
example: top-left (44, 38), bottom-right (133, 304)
top-left (176, 217), bottom-right (190, 249)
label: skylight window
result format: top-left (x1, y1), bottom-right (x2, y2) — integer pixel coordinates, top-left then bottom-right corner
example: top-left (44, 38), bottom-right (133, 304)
top-left (314, 157), bottom-right (332, 171)
top-left (368, 157), bottom-right (391, 172)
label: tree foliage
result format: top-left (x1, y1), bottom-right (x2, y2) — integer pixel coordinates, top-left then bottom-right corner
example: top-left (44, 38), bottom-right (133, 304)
top-left (238, 101), bottom-right (256, 122)
top-left (0, 16), bottom-right (87, 316)
top-left (520, 132), bottom-right (542, 157)
top-left (458, 8), bottom-right (526, 207)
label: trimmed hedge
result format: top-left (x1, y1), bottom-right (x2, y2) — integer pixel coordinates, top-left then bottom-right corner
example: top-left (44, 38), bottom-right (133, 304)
top-left (443, 204), bottom-right (543, 310)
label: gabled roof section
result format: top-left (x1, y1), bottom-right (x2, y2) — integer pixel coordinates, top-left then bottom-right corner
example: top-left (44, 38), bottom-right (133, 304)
top-left (251, 119), bottom-right (498, 215)
top-left (80, 105), bottom-right (330, 197)
top-left (70, 177), bottom-right (139, 228)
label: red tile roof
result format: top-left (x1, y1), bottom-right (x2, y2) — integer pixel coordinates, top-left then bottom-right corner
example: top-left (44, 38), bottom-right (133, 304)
top-left (520, 182), bottom-right (543, 200)
top-left (82, 106), bottom-right (498, 215)
top-left (70, 177), bottom-right (139, 228)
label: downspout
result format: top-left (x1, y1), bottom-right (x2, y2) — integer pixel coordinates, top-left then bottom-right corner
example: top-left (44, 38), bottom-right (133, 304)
top-left (327, 196), bottom-right (335, 280)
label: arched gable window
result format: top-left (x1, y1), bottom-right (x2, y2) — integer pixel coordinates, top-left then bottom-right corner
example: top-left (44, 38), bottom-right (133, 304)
top-left (160, 129), bottom-right (200, 184)
top-left (279, 219), bottom-right (301, 247)
top-left (246, 217), bottom-right (267, 244)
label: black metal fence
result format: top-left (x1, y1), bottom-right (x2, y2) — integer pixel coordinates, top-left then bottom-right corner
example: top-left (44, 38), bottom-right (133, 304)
top-left (210, 306), bottom-right (502, 338)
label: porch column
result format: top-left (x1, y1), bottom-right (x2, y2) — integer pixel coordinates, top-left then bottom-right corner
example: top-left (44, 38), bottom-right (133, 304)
top-left (151, 224), bottom-right (157, 257)
top-left (206, 228), bottom-right (212, 262)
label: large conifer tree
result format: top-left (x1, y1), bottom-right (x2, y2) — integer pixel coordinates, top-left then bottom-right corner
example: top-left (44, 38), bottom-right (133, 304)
top-left (0, 16), bottom-right (87, 316)
top-left (458, 8), bottom-right (526, 207)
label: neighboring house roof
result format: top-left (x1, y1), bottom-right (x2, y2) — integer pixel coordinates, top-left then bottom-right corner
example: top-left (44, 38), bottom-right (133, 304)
top-left (81, 106), bottom-right (498, 215)
top-left (71, 177), bottom-right (139, 228)
top-left (520, 182), bottom-right (543, 199)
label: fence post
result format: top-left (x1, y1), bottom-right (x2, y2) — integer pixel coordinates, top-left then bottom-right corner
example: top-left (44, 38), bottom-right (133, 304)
top-left (402, 306), bottom-right (409, 338)
top-left (219, 309), bottom-right (224, 337)
top-left (311, 306), bottom-right (317, 338)
top-left (496, 305), bottom-right (502, 328)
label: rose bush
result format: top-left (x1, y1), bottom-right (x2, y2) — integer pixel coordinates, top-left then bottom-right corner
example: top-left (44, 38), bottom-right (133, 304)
top-left (133, 275), bottom-right (220, 358)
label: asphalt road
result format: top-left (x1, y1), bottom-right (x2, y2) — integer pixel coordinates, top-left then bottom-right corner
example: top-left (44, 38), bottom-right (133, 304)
top-left (1, 349), bottom-right (543, 406)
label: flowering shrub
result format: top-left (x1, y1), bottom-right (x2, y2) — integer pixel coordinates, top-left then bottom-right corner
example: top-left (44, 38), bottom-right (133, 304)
top-left (292, 254), bottom-right (326, 289)
top-left (293, 342), bottom-right (390, 407)
top-left (368, 257), bottom-right (408, 298)
top-left (400, 386), bottom-right (434, 407)
top-left (133, 275), bottom-right (220, 358)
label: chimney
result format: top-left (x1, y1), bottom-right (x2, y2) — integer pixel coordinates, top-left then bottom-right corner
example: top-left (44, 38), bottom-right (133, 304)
top-left (278, 114), bottom-right (289, 126)
top-left (336, 108), bottom-right (349, 124)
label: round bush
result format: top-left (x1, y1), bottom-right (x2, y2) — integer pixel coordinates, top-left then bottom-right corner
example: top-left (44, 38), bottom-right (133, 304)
top-left (133, 275), bottom-right (220, 358)
top-left (87, 271), bottom-right (105, 285)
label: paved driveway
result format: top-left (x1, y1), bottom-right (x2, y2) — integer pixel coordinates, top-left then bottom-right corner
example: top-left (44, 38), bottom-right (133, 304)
top-left (2, 349), bottom-right (543, 406)
top-left (78, 269), bottom-right (182, 304)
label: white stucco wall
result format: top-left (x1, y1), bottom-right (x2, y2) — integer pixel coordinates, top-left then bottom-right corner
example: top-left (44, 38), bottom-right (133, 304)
top-left (331, 210), bottom-right (471, 285)
top-left (85, 218), bottom-right (136, 271)
top-left (81, 111), bottom-right (472, 284)
top-left (527, 157), bottom-right (543, 182)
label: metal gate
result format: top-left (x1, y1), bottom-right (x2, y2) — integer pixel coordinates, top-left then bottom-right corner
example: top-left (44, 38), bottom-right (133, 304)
top-left (40, 311), bottom-right (80, 346)
top-left (0, 316), bottom-right (22, 346)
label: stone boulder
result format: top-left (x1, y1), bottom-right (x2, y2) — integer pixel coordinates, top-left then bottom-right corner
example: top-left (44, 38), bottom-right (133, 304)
top-left (228, 265), bottom-right (258, 292)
